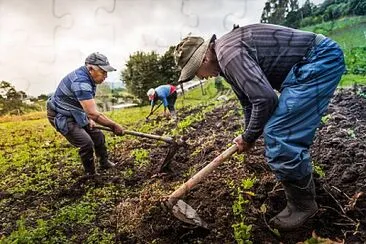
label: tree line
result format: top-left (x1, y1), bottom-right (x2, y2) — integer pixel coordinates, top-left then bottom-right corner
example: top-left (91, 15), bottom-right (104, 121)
top-left (0, 81), bottom-right (45, 116)
top-left (2, 0), bottom-right (364, 116)
top-left (121, 46), bottom-right (179, 105)
top-left (261, 0), bottom-right (366, 28)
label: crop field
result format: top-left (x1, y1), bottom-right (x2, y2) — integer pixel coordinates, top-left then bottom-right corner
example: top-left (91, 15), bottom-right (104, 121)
top-left (0, 80), bottom-right (365, 243)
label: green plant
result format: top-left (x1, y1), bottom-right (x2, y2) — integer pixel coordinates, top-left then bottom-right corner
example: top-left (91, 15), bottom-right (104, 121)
top-left (321, 114), bottom-right (331, 125)
top-left (131, 148), bottom-right (150, 168)
top-left (183, 166), bottom-right (197, 178)
top-left (347, 128), bottom-right (356, 139)
top-left (357, 88), bottom-right (366, 98)
top-left (232, 222), bottom-right (253, 244)
top-left (230, 177), bottom-right (257, 244)
top-left (312, 161), bottom-right (325, 178)
top-left (122, 168), bottom-right (135, 178)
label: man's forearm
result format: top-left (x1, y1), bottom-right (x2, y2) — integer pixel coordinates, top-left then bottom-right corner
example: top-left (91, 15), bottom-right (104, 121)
top-left (89, 113), bottom-right (118, 129)
top-left (244, 105), bottom-right (252, 129)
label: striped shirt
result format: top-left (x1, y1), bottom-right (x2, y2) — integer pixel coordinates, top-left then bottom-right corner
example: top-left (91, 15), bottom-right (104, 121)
top-left (48, 66), bottom-right (96, 134)
top-left (52, 66), bottom-right (96, 111)
top-left (215, 24), bottom-right (316, 143)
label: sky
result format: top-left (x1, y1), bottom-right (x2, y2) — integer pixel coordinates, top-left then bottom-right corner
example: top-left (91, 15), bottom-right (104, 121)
top-left (0, 0), bottom-right (324, 96)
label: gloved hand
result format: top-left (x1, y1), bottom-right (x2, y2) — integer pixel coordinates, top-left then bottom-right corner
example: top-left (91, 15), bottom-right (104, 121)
top-left (112, 124), bottom-right (124, 136)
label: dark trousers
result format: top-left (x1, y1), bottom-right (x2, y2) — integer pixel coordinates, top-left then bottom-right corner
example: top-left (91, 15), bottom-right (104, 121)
top-left (167, 91), bottom-right (177, 113)
top-left (47, 109), bottom-right (108, 164)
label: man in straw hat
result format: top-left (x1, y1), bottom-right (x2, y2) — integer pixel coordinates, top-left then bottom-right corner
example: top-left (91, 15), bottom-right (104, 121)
top-left (174, 24), bottom-right (345, 231)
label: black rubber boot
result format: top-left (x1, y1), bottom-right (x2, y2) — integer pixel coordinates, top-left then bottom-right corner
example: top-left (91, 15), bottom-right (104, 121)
top-left (95, 146), bottom-right (116, 170)
top-left (269, 174), bottom-right (318, 231)
top-left (99, 157), bottom-right (116, 170)
top-left (81, 156), bottom-right (96, 175)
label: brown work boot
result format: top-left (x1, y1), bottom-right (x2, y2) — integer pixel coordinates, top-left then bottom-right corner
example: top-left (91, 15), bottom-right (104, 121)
top-left (269, 174), bottom-right (318, 231)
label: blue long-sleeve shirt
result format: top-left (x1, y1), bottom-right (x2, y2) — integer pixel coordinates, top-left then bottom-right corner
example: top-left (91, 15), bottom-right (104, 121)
top-left (151, 85), bottom-right (176, 107)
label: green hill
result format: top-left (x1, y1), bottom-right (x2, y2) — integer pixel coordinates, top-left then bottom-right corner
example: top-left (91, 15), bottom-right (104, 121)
top-left (302, 16), bottom-right (366, 83)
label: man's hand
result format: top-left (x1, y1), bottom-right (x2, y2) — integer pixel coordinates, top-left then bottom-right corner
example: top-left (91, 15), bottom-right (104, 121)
top-left (89, 119), bottom-right (96, 129)
top-left (233, 135), bottom-right (254, 153)
top-left (112, 124), bottom-right (124, 136)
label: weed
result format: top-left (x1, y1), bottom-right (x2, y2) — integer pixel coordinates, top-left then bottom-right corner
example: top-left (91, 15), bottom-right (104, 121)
top-left (232, 222), bottom-right (253, 244)
top-left (321, 114), bottom-right (331, 125)
top-left (312, 161), bottom-right (325, 178)
top-left (347, 128), bottom-right (356, 139)
top-left (183, 166), bottom-right (197, 178)
top-left (122, 168), bottom-right (135, 178)
top-left (230, 177), bottom-right (257, 244)
top-left (131, 148), bottom-right (150, 168)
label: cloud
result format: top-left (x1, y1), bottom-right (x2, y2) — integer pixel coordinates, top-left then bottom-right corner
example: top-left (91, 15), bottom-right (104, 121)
top-left (0, 0), bottom-right (324, 96)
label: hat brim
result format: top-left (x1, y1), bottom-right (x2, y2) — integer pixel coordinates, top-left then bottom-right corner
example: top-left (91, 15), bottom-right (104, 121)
top-left (99, 65), bottom-right (117, 72)
top-left (178, 39), bottom-right (210, 83)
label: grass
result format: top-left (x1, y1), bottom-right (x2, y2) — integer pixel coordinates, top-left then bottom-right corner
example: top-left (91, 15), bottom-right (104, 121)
top-left (0, 80), bottom-right (225, 243)
top-left (302, 16), bottom-right (366, 47)
top-left (302, 16), bottom-right (366, 78)
top-left (339, 74), bottom-right (366, 86)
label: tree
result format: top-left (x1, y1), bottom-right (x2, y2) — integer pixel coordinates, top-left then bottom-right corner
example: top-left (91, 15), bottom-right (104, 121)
top-left (261, 1), bottom-right (272, 23)
top-left (283, 0), bottom-right (300, 27)
top-left (158, 46), bottom-right (180, 85)
top-left (261, 0), bottom-right (301, 27)
top-left (37, 94), bottom-right (49, 100)
top-left (0, 81), bottom-right (33, 115)
top-left (301, 0), bottom-right (314, 18)
top-left (122, 51), bottom-right (162, 105)
top-left (349, 0), bottom-right (366, 15)
top-left (121, 47), bottom-right (179, 105)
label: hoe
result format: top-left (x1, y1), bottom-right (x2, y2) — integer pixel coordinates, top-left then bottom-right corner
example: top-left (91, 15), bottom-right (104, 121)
top-left (95, 126), bottom-right (185, 172)
top-left (164, 144), bottom-right (238, 228)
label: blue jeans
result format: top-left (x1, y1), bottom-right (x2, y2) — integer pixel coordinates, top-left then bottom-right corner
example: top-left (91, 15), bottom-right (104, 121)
top-left (264, 38), bottom-right (345, 181)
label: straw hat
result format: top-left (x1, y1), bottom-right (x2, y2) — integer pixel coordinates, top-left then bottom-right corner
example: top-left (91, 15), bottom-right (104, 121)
top-left (174, 36), bottom-right (211, 82)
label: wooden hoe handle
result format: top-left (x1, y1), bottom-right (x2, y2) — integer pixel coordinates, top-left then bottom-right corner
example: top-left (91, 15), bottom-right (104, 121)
top-left (168, 144), bottom-right (238, 206)
top-left (95, 126), bottom-right (174, 144)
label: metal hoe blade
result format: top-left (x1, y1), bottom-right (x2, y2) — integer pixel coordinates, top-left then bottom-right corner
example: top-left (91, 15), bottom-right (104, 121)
top-left (172, 200), bottom-right (208, 229)
top-left (166, 145), bottom-right (238, 228)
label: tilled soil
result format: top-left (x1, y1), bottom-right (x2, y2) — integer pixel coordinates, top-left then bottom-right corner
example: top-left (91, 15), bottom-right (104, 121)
top-left (1, 87), bottom-right (365, 243)
top-left (116, 87), bottom-right (365, 243)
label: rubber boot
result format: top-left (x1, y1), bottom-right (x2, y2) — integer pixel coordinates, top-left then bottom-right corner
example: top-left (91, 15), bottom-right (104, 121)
top-left (95, 145), bottom-right (116, 170)
top-left (269, 174), bottom-right (318, 231)
top-left (81, 156), bottom-right (96, 175)
top-left (99, 157), bottom-right (116, 169)
top-left (98, 153), bottom-right (116, 170)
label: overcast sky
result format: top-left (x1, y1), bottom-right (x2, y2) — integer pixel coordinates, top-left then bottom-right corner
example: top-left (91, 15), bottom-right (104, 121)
top-left (0, 0), bottom-right (324, 96)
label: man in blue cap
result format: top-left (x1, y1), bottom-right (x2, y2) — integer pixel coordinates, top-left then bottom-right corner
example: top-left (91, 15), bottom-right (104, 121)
top-left (47, 52), bottom-right (124, 175)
